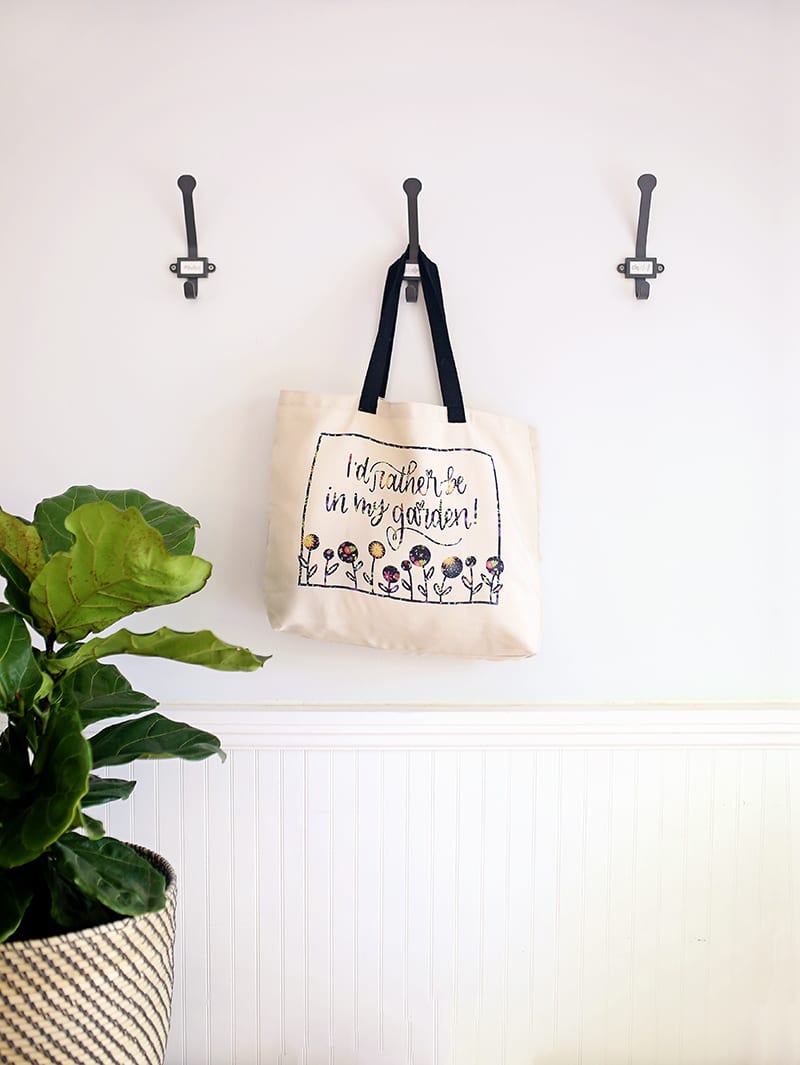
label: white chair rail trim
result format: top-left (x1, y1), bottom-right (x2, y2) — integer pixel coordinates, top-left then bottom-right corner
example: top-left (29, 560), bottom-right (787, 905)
top-left (162, 703), bottom-right (800, 750)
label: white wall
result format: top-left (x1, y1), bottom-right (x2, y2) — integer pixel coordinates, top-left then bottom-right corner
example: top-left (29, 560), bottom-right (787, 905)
top-left (106, 706), bottom-right (800, 1065)
top-left (1, 0), bottom-right (794, 704)
top-left (2, 2), bottom-right (798, 1063)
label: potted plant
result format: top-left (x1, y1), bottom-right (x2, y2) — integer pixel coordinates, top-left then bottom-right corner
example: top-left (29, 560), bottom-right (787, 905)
top-left (0, 486), bottom-right (267, 1064)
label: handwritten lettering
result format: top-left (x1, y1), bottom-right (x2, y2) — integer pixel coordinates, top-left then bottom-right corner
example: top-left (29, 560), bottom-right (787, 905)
top-left (325, 487), bottom-right (348, 513)
top-left (348, 456), bottom-right (468, 499)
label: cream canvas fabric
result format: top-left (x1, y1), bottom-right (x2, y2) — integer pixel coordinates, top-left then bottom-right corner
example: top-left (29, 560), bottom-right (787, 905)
top-left (265, 250), bottom-right (541, 659)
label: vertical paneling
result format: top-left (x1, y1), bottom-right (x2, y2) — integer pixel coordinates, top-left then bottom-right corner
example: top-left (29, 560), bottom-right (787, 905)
top-left (183, 760), bottom-right (212, 1064)
top-left (478, 751), bottom-right (512, 1063)
top-left (355, 752), bottom-right (381, 1058)
top-left (281, 751), bottom-right (307, 1061)
top-left (207, 754), bottom-right (235, 1065)
top-left (306, 751), bottom-right (332, 1063)
top-left (255, 751), bottom-right (283, 1065)
top-left (381, 751), bottom-right (411, 1058)
top-left (452, 751), bottom-right (481, 1065)
top-left (406, 751), bottom-right (435, 1064)
top-left (231, 752), bottom-right (260, 1065)
top-left (553, 750), bottom-right (587, 1062)
top-left (330, 751), bottom-right (357, 1061)
top-left (706, 750), bottom-right (740, 1062)
top-left (504, 750), bottom-right (536, 1064)
top-left (93, 716), bottom-right (800, 1065)
top-left (579, 749), bottom-right (613, 1064)
top-left (604, 749), bottom-right (637, 1063)
top-left (430, 752), bottom-right (459, 1065)
top-left (680, 750), bottom-right (715, 1064)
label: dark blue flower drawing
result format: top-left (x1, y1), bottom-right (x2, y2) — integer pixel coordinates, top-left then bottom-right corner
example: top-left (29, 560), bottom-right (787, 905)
top-left (409, 544), bottom-right (433, 601)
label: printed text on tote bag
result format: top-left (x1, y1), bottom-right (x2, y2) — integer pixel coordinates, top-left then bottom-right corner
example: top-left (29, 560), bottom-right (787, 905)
top-left (298, 434), bottom-right (505, 605)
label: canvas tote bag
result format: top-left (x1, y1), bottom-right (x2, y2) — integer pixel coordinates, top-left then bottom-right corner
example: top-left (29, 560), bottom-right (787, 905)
top-left (265, 248), bottom-right (541, 658)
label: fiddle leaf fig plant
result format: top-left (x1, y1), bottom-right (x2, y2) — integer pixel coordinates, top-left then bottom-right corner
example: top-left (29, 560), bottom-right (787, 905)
top-left (0, 487), bottom-right (268, 943)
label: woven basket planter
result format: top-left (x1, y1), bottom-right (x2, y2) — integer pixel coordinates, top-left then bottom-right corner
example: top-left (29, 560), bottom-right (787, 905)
top-left (0, 848), bottom-right (177, 1065)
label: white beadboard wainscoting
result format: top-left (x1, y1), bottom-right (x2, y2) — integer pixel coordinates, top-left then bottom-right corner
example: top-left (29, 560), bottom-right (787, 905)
top-left (100, 705), bottom-right (800, 1065)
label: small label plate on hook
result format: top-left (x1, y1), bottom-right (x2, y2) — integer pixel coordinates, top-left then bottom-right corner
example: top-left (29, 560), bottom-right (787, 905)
top-left (618, 257), bottom-right (662, 279)
top-left (171, 257), bottom-right (213, 279)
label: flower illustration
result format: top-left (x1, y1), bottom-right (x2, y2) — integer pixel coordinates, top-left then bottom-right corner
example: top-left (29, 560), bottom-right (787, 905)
top-left (365, 540), bottom-right (387, 594)
top-left (485, 556), bottom-right (505, 603)
top-left (409, 544), bottom-right (433, 600)
top-left (441, 557), bottom-right (463, 579)
top-left (401, 558), bottom-right (414, 600)
top-left (298, 532), bottom-right (321, 584)
top-left (338, 541), bottom-right (362, 586)
top-left (409, 545), bottom-right (431, 567)
top-left (462, 555), bottom-right (483, 603)
top-left (338, 542), bottom-right (358, 562)
top-left (434, 556), bottom-right (463, 601)
top-left (323, 547), bottom-right (338, 585)
top-left (379, 564), bottom-right (400, 596)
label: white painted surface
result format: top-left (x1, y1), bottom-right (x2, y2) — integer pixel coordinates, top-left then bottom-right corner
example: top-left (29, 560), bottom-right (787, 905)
top-left (0, 0), bottom-right (795, 703)
top-left (101, 705), bottom-right (800, 1065)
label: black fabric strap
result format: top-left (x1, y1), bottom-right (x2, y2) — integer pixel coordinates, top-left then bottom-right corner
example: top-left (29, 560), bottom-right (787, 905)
top-left (358, 247), bottom-right (466, 423)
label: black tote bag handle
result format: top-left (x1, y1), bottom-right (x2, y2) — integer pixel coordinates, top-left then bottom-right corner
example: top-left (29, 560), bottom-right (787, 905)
top-left (358, 248), bottom-right (467, 423)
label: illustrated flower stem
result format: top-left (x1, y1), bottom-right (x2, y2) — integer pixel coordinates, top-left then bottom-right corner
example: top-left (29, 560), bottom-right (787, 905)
top-left (370, 557), bottom-right (376, 594)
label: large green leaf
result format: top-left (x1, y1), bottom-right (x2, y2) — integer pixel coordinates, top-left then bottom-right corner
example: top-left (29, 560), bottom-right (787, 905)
top-left (55, 626), bottom-right (269, 674)
top-left (0, 550), bottom-right (35, 620)
top-left (53, 834), bottom-right (165, 916)
top-left (44, 858), bottom-right (117, 932)
top-left (0, 723), bottom-right (29, 800)
top-left (0, 604), bottom-right (46, 711)
top-left (0, 511), bottom-right (45, 620)
top-left (34, 487), bottom-right (200, 559)
top-left (0, 869), bottom-right (33, 942)
top-left (82, 774), bottom-right (136, 807)
top-left (0, 709), bottom-right (91, 868)
top-left (28, 502), bottom-right (212, 643)
top-left (0, 511), bottom-right (45, 582)
top-left (58, 661), bottom-right (158, 727)
top-left (90, 712), bottom-right (224, 768)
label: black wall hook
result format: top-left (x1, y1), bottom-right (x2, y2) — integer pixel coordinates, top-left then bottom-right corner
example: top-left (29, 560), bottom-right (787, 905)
top-left (169, 174), bottom-right (215, 299)
top-left (617, 174), bottom-right (664, 299)
top-left (403, 177), bottom-right (422, 302)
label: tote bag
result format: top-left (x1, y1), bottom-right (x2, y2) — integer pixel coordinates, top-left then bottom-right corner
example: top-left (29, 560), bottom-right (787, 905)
top-left (265, 248), bottom-right (541, 659)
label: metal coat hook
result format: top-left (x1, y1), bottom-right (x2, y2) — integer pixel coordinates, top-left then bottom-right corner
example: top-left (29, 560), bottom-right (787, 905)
top-left (403, 177), bottom-right (422, 302)
top-left (617, 174), bottom-right (664, 299)
top-left (169, 175), bottom-right (215, 299)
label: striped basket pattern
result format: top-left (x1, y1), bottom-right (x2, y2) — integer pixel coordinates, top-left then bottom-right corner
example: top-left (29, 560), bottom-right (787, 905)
top-left (0, 848), bottom-right (177, 1065)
